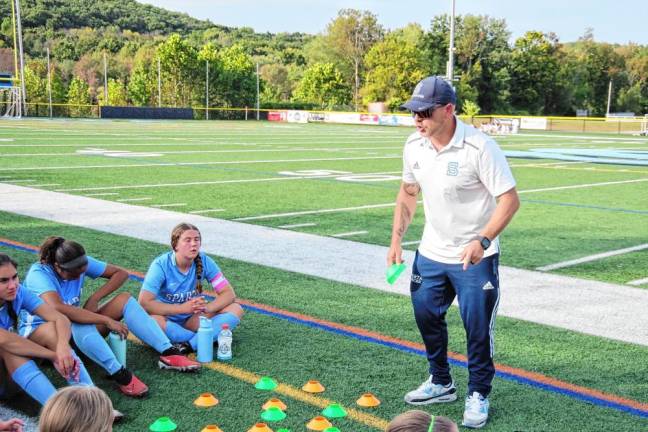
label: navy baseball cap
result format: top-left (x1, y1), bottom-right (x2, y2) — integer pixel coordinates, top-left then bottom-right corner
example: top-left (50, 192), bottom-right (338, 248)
top-left (401, 76), bottom-right (457, 112)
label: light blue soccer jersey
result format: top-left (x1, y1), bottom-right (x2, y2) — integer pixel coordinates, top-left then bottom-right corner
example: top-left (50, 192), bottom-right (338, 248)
top-left (19, 256), bottom-right (106, 335)
top-left (0, 285), bottom-right (43, 332)
top-left (141, 251), bottom-right (228, 305)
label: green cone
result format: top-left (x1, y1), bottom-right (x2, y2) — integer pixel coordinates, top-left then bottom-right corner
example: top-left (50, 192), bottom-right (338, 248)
top-left (149, 417), bottom-right (177, 432)
top-left (386, 263), bottom-right (406, 284)
top-left (323, 428), bottom-right (341, 432)
top-left (255, 376), bottom-right (278, 391)
top-left (276, 429), bottom-right (291, 432)
top-left (322, 403), bottom-right (348, 418)
top-left (261, 406), bottom-right (287, 422)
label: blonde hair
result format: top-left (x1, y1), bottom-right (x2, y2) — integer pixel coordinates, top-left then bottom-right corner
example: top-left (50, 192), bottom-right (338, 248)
top-left (386, 410), bottom-right (458, 432)
top-left (170, 222), bottom-right (204, 293)
top-left (39, 386), bottom-right (113, 432)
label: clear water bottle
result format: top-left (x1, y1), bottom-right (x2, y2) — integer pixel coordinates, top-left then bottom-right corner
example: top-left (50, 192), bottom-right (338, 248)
top-left (196, 316), bottom-right (213, 363)
top-left (107, 331), bottom-right (127, 367)
top-left (216, 324), bottom-right (232, 361)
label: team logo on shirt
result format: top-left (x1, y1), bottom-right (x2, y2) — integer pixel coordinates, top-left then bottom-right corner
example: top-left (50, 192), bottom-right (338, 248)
top-left (446, 161), bottom-right (459, 176)
top-left (413, 161), bottom-right (420, 170)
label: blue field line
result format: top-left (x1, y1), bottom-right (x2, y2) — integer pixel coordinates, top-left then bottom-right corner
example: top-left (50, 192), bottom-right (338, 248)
top-left (2, 240), bottom-right (647, 419)
top-left (521, 199), bottom-right (648, 215)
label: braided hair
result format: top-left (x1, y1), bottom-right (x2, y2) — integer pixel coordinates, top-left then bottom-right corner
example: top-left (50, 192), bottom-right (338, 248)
top-left (0, 253), bottom-right (19, 328)
top-left (39, 236), bottom-right (86, 269)
top-left (170, 223), bottom-right (203, 293)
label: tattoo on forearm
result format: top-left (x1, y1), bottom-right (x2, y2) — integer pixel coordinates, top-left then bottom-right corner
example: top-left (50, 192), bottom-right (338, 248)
top-left (396, 203), bottom-right (412, 238)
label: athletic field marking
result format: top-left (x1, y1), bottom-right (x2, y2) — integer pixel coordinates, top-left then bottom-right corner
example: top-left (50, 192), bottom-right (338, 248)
top-left (627, 277), bottom-right (648, 286)
top-left (537, 243), bottom-right (648, 271)
top-left (7, 179), bottom-right (34, 183)
top-left (189, 208), bottom-right (225, 214)
top-left (54, 171), bottom-right (402, 193)
top-left (0, 156), bottom-right (399, 172)
top-left (278, 223), bottom-right (317, 229)
top-left (116, 197), bottom-right (151, 202)
top-left (0, 146), bottom-right (403, 157)
top-left (2, 236), bottom-right (645, 419)
top-left (152, 203), bottom-right (187, 208)
top-left (29, 183), bottom-right (60, 187)
top-left (234, 202), bottom-right (416, 221)
top-left (521, 199), bottom-right (648, 215)
top-left (518, 178), bottom-right (648, 194)
top-left (332, 230), bottom-right (368, 238)
top-left (401, 240), bottom-right (420, 246)
top-left (84, 192), bottom-right (119, 197)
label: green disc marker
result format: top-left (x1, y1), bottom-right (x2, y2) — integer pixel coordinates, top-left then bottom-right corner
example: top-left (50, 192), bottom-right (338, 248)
top-left (149, 417), bottom-right (177, 432)
top-left (386, 263), bottom-right (406, 284)
top-left (322, 403), bottom-right (348, 419)
top-left (323, 428), bottom-right (342, 432)
top-left (255, 376), bottom-right (278, 391)
top-left (261, 406), bottom-right (287, 422)
top-left (276, 429), bottom-right (291, 432)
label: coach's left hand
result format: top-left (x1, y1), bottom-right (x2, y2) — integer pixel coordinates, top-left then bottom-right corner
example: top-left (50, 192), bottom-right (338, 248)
top-left (460, 240), bottom-right (484, 271)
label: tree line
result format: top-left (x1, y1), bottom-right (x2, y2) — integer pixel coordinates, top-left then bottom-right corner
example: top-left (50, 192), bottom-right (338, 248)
top-left (0, 1), bottom-right (646, 116)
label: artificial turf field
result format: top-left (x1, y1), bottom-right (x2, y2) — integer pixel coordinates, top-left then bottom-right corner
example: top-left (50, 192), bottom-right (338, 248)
top-left (0, 118), bottom-right (647, 431)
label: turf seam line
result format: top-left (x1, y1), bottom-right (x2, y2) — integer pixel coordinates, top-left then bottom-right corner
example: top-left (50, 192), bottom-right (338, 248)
top-left (1, 237), bottom-right (646, 419)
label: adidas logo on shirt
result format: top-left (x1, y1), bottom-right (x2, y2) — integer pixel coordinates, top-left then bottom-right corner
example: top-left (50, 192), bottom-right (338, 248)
top-left (482, 281), bottom-right (495, 290)
top-left (413, 162), bottom-right (420, 170)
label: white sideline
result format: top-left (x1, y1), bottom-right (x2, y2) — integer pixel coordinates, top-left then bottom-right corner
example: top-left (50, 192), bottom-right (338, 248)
top-left (628, 277), bottom-right (648, 286)
top-left (537, 243), bottom-right (648, 271)
top-left (1, 183), bottom-right (647, 348)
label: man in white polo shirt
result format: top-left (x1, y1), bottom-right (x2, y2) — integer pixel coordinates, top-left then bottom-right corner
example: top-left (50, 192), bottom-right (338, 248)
top-left (388, 76), bottom-right (519, 429)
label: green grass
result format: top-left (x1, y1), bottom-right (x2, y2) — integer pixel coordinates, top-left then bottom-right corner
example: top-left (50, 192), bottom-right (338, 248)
top-left (1, 212), bottom-right (647, 431)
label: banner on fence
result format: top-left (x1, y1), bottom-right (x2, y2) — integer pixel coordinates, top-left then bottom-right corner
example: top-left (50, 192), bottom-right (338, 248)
top-left (520, 117), bottom-right (548, 130)
top-left (286, 110), bottom-right (308, 123)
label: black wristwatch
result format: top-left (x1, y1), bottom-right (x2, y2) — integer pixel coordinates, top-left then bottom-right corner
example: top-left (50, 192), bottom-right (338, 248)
top-left (476, 235), bottom-right (491, 250)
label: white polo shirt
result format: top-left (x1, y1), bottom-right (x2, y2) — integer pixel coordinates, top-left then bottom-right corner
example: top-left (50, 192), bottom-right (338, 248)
top-left (402, 117), bottom-right (516, 264)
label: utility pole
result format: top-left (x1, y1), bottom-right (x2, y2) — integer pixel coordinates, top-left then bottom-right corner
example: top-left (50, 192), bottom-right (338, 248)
top-left (256, 62), bottom-right (260, 120)
top-left (14, 0), bottom-right (27, 113)
top-left (46, 47), bottom-right (53, 117)
top-left (447, 0), bottom-right (456, 83)
top-left (606, 80), bottom-right (613, 117)
top-left (157, 57), bottom-right (162, 107)
top-left (103, 52), bottom-right (108, 104)
top-left (205, 60), bottom-right (209, 120)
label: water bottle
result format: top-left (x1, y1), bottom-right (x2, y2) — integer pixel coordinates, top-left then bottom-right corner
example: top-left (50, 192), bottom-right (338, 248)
top-left (216, 324), bottom-right (232, 361)
top-left (197, 316), bottom-right (213, 363)
top-left (107, 332), bottom-right (127, 367)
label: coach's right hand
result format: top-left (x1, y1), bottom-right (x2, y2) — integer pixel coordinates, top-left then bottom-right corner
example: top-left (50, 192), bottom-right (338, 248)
top-left (387, 243), bottom-right (403, 267)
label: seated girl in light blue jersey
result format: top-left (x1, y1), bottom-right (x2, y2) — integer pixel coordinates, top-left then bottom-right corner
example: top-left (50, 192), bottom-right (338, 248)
top-left (139, 223), bottom-right (244, 354)
top-left (21, 237), bottom-right (200, 399)
top-left (0, 253), bottom-right (91, 407)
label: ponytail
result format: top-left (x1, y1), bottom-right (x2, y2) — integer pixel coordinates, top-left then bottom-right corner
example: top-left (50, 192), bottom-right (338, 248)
top-left (38, 236), bottom-right (86, 270)
top-left (194, 254), bottom-right (203, 294)
top-left (39, 236), bottom-right (66, 265)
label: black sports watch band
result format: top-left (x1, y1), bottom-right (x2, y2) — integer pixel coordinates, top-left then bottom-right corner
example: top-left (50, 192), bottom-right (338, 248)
top-left (476, 235), bottom-right (491, 250)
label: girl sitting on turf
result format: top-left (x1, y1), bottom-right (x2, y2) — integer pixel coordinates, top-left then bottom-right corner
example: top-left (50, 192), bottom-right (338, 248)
top-left (0, 253), bottom-right (92, 407)
top-left (20, 236), bottom-right (200, 399)
top-left (386, 410), bottom-right (459, 432)
top-left (138, 223), bottom-right (243, 354)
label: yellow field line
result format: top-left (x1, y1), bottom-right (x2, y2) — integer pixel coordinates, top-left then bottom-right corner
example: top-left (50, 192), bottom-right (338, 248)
top-left (126, 334), bottom-right (388, 430)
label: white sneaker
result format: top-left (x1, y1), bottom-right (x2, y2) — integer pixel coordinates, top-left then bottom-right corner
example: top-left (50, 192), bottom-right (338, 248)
top-left (462, 391), bottom-right (489, 428)
top-left (404, 375), bottom-right (457, 405)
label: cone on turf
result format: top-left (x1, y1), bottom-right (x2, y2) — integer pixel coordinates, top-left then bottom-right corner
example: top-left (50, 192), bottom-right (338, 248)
top-left (194, 392), bottom-right (219, 408)
top-left (261, 406), bottom-right (287, 422)
top-left (255, 377), bottom-right (278, 391)
top-left (306, 416), bottom-right (332, 431)
top-left (263, 398), bottom-right (287, 411)
top-left (323, 428), bottom-right (341, 432)
top-left (248, 423), bottom-right (273, 432)
top-left (356, 393), bottom-right (380, 407)
top-left (201, 426), bottom-right (224, 432)
top-left (149, 417), bottom-right (177, 432)
top-left (321, 403), bottom-right (347, 419)
top-left (302, 380), bottom-right (325, 393)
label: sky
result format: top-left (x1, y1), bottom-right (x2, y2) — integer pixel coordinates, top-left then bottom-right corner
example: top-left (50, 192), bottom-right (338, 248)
top-left (139, 0), bottom-right (647, 45)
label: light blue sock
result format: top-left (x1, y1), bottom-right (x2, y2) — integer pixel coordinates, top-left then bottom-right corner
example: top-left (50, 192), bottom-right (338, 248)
top-left (11, 360), bottom-right (56, 406)
top-left (71, 323), bottom-right (121, 375)
top-left (122, 297), bottom-right (172, 353)
top-left (69, 350), bottom-right (94, 386)
top-left (164, 320), bottom-right (195, 344)
top-left (189, 313), bottom-right (240, 351)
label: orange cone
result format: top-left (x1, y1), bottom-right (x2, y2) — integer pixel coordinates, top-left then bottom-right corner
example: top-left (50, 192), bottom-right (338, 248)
top-left (194, 393), bottom-right (219, 408)
top-left (201, 426), bottom-right (224, 432)
top-left (302, 380), bottom-right (326, 393)
top-left (248, 423), bottom-right (273, 432)
top-left (356, 392), bottom-right (381, 407)
top-left (306, 416), bottom-right (333, 431)
top-left (262, 398), bottom-right (287, 411)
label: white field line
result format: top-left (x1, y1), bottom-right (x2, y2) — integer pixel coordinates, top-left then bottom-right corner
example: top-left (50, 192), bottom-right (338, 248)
top-left (189, 208), bottom-right (225, 214)
top-left (537, 243), bottom-right (648, 271)
top-left (278, 223), bottom-right (317, 229)
top-left (509, 161), bottom-right (587, 167)
top-left (54, 171), bottom-right (402, 193)
top-left (519, 133), bottom-right (648, 142)
top-left (116, 197), bottom-right (151, 202)
top-left (85, 192), bottom-right (119, 197)
top-left (0, 146), bottom-right (402, 156)
top-left (152, 203), bottom-right (187, 208)
top-left (332, 230), bottom-right (368, 238)
top-left (29, 183), bottom-right (60, 187)
top-left (7, 179), bottom-right (34, 183)
top-left (0, 156), bottom-right (399, 172)
top-left (627, 277), bottom-right (648, 286)
top-left (518, 178), bottom-right (648, 194)
top-left (401, 240), bottom-right (420, 246)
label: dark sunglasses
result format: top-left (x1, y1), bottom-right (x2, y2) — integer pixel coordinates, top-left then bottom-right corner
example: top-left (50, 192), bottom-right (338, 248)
top-left (411, 104), bottom-right (446, 118)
